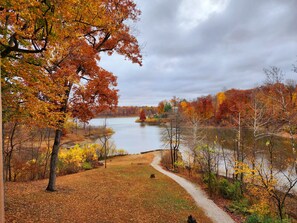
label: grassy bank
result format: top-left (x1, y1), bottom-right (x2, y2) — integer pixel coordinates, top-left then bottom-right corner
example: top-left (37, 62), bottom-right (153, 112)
top-left (5, 153), bottom-right (211, 223)
top-left (135, 117), bottom-right (170, 125)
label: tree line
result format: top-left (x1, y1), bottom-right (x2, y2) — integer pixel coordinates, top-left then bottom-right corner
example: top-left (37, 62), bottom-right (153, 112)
top-left (159, 67), bottom-right (297, 221)
top-left (98, 106), bottom-right (157, 117)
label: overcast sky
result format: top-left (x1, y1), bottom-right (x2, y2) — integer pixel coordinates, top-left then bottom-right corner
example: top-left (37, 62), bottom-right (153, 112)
top-left (100, 0), bottom-right (297, 106)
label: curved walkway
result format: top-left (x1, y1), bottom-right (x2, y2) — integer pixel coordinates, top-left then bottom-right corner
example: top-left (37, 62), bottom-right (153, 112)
top-left (151, 153), bottom-right (235, 223)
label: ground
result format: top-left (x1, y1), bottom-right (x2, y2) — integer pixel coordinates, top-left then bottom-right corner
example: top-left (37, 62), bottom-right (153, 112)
top-left (151, 153), bottom-right (235, 223)
top-left (5, 153), bottom-right (212, 223)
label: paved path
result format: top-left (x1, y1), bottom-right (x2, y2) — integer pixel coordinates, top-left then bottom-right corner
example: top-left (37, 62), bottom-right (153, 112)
top-left (151, 153), bottom-right (235, 223)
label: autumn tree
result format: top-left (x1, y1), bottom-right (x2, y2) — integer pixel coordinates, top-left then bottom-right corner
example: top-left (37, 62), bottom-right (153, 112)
top-left (0, 1), bottom-right (65, 218)
top-left (217, 92), bottom-right (226, 106)
top-left (235, 67), bottom-right (297, 220)
top-left (236, 146), bottom-right (297, 220)
top-left (0, 0), bottom-right (54, 57)
top-left (44, 0), bottom-right (142, 191)
top-left (195, 96), bottom-right (214, 121)
top-left (1, 0), bottom-right (142, 193)
top-left (157, 101), bottom-right (165, 115)
top-left (139, 109), bottom-right (146, 122)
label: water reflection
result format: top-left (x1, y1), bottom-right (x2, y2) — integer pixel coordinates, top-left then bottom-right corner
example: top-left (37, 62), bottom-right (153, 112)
top-left (187, 127), bottom-right (297, 192)
top-left (203, 127), bottom-right (295, 171)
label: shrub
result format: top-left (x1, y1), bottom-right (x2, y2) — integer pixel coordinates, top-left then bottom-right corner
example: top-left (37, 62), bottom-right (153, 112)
top-left (218, 178), bottom-right (242, 200)
top-left (160, 151), bottom-right (172, 169)
top-left (58, 146), bottom-right (83, 174)
top-left (58, 144), bottom-right (99, 174)
top-left (245, 214), bottom-right (292, 223)
top-left (82, 162), bottom-right (92, 170)
top-left (228, 199), bottom-right (250, 215)
top-left (82, 144), bottom-right (98, 162)
top-left (245, 214), bottom-right (260, 223)
top-left (203, 173), bottom-right (218, 195)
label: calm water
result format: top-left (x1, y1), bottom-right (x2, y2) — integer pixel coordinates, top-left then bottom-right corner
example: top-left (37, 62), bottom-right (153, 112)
top-left (89, 117), bottom-right (163, 154)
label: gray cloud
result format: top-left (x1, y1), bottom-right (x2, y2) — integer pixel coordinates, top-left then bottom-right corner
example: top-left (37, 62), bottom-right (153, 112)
top-left (100, 0), bottom-right (297, 106)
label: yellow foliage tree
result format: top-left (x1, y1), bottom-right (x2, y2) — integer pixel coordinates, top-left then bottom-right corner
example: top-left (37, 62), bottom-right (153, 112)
top-left (216, 92), bottom-right (226, 106)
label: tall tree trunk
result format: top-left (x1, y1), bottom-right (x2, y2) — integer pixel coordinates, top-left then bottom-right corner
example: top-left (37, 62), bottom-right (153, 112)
top-left (7, 152), bottom-right (12, 181)
top-left (235, 113), bottom-right (241, 180)
top-left (46, 82), bottom-right (71, 191)
top-left (0, 67), bottom-right (5, 222)
top-left (169, 120), bottom-right (174, 168)
top-left (46, 129), bottom-right (63, 191)
top-left (7, 122), bottom-right (17, 181)
top-left (43, 128), bottom-right (51, 178)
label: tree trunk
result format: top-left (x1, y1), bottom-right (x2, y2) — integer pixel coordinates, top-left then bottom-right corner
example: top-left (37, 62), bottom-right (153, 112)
top-left (43, 128), bottom-right (51, 179)
top-left (46, 81), bottom-right (71, 191)
top-left (8, 122), bottom-right (17, 181)
top-left (277, 200), bottom-right (283, 220)
top-left (0, 75), bottom-right (5, 222)
top-left (8, 152), bottom-right (12, 181)
top-left (104, 138), bottom-right (107, 168)
top-left (169, 120), bottom-right (174, 168)
top-left (46, 129), bottom-right (62, 191)
top-left (235, 113), bottom-right (241, 180)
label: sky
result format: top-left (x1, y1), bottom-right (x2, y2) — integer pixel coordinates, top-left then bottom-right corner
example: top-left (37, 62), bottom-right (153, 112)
top-left (100, 0), bottom-right (297, 106)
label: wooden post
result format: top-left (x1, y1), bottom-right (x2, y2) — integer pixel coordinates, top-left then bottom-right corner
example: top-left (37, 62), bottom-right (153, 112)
top-left (0, 56), bottom-right (5, 222)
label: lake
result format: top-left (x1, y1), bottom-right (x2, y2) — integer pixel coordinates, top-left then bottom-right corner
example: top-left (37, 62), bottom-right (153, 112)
top-left (89, 117), bottom-right (163, 154)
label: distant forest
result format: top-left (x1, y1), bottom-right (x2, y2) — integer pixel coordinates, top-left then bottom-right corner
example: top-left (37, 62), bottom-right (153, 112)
top-left (97, 106), bottom-right (157, 117)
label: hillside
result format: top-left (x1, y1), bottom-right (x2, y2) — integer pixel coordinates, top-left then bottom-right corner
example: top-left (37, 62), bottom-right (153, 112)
top-left (5, 153), bottom-right (211, 223)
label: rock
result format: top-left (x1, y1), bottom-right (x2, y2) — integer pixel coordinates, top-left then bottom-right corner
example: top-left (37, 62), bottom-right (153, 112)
top-left (150, 174), bottom-right (155, 178)
top-left (187, 215), bottom-right (197, 223)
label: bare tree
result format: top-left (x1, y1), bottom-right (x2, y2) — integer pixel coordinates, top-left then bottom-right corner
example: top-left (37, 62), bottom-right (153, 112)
top-left (98, 118), bottom-right (113, 168)
top-left (181, 109), bottom-right (205, 173)
top-left (162, 104), bottom-right (182, 169)
top-left (264, 67), bottom-right (297, 174)
top-left (245, 89), bottom-right (271, 181)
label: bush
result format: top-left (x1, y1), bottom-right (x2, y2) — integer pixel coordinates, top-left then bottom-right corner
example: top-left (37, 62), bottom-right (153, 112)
top-left (160, 151), bottom-right (172, 169)
top-left (82, 162), bottom-right (92, 170)
top-left (58, 144), bottom-right (99, 175)
top-left (203, 173), bottom-right (218, 195)
top-left (218, 178), bottom-right (242, 200)
top-left (245, 214), bottom-right (260, 223)
top-left (228, 199), bottom-right (250, 215)
top-left (245, 214), bottom-right (292, 223)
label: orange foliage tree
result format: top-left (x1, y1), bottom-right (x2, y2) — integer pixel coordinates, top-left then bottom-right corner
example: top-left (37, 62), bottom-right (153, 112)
top-left (43, 0), bottom-right (142, 191)
top-left (139, 109), bottom-right (146, 122)
top-left (158, 101), bottom-right (165, 115)
top-left (1, 0), bottom-right (142, 192)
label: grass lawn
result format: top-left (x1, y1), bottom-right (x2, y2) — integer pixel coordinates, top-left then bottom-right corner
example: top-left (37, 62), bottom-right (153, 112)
top-left (5, 153), bottom-right (212, 223)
